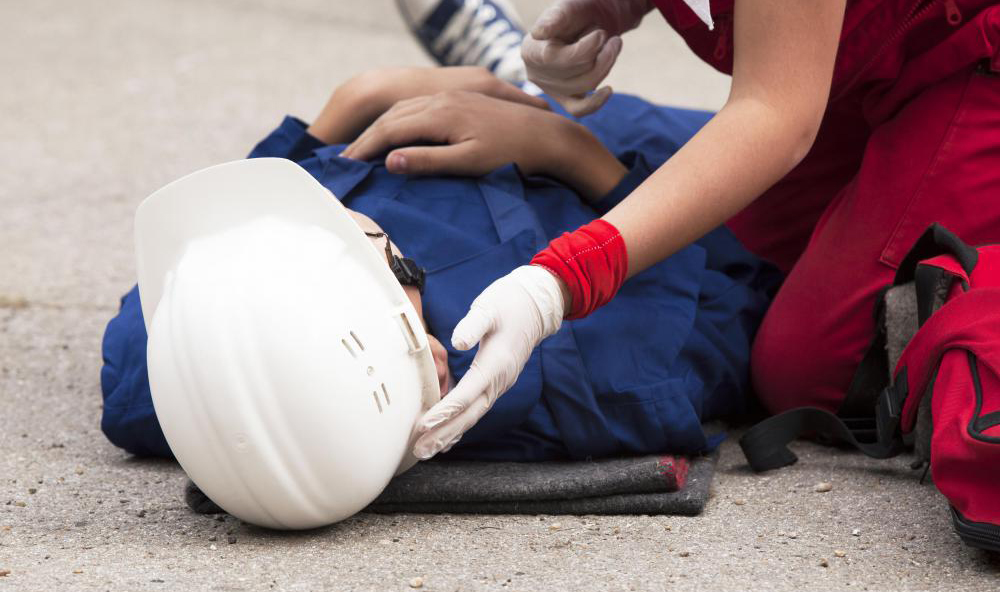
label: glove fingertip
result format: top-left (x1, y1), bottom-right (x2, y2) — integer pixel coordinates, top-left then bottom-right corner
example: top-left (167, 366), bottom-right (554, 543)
top-left (569, 87), bottom-right (613, 117)
top-left (413, 424), bottom-right (463, 459)
top-left (601, 36), bottom-right (623, 64)
top-left (451, 309), bottom-right (491, 351)
top-left (413, 435), bottom-right (442, 460)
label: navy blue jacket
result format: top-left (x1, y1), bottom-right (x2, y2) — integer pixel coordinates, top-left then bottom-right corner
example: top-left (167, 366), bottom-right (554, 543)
top-left (101, 94), bottom-right (780, 461)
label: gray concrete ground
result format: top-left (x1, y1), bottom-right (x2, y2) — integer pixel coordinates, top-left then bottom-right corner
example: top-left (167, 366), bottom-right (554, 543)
top-left (1, 1), bottom-right (998, 590)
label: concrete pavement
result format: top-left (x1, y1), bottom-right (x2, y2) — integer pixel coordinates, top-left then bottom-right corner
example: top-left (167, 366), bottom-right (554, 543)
top-left (1, 1), bottom-right (997, 590)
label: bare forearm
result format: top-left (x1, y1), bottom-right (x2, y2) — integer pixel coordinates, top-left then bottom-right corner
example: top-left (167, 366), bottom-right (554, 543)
top-left (541, 119), bottom-right (627, 203)
top-left (603, 96), bottom-right (816, 276)
top-left (603, 0), bottom-right (844, 277)
top-left (307, 74), bottom-right (385, 145)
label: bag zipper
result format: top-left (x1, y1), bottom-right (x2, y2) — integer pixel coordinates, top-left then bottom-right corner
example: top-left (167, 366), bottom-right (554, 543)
top-left (965, 351), bottom-right (1000, 443)
top-left (951, 507), bottom-right (1000, 552)
top-left (832, 0), bottom-right (960, 103)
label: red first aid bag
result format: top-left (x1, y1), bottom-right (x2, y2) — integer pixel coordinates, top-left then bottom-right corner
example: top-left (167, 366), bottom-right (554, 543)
top-left (741, 224), bottom-right (1000, 552)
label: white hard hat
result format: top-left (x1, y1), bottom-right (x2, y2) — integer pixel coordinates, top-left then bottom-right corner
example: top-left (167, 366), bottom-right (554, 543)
top-left (135, 158), bottom-right (440, 530)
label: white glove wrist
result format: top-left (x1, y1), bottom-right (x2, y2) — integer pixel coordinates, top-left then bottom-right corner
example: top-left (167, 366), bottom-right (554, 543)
top-left (513, 264), bottom-right (565, 337)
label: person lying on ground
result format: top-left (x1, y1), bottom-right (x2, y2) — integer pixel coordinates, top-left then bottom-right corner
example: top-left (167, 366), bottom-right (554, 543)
top-left (100, 66), bottom-right (781, 463)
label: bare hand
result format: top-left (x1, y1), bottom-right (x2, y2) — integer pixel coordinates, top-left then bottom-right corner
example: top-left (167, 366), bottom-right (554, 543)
top-left (308, 67), bottom-right (548, 144)
top-left (340, 90), bottom-right (568, 177)
top-left (340, 89), bottom-right (627, 200)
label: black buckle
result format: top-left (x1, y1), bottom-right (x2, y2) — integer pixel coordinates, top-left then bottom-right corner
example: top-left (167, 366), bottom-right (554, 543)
top-left (840, 416), bottom-right (877, 444)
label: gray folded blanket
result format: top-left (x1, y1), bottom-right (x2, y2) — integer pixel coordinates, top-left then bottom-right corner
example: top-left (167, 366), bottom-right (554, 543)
top-left (367, 453), bottom-right (715, 515)
top-left (185, 453), bottom-right (717, 518)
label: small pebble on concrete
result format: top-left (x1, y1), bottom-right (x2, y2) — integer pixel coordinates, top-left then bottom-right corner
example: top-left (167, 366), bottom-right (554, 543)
top-left (549, 522), bottom-right (562, 531)
top-left (814, 482), bottom-right (833, 493)
top-left (819, 558), bottom-right (829, 568)
top-left (409, 576), bottom-right (424, 588)
top-left (834, 550), bottom-right (847, 558)
top-left (852, 528), bottom-right (861, 536)
top-left (0, 569), bottom-right (10, 577)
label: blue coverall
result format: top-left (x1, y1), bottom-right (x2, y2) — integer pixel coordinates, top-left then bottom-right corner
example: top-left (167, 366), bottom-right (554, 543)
top-left (100, 94), bottom-right (781, 461)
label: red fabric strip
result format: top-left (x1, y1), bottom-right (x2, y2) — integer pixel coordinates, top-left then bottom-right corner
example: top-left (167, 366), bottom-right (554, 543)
top-left (530, 219), bottom-right (628, 320)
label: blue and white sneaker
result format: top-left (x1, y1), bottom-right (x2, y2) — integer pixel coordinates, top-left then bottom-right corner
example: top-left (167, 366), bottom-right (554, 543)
top-left (396, 0), bottom-right (528, 85)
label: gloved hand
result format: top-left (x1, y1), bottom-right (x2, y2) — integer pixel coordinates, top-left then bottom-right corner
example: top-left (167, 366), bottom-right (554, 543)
top-left (412, 265), bottom-right (567, 459)
top-left (521, 0), bottom-right (653, 116)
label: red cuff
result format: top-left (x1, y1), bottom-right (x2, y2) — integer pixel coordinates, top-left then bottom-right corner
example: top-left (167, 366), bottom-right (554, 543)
top-left (530, 219), bottom-right (628, 320)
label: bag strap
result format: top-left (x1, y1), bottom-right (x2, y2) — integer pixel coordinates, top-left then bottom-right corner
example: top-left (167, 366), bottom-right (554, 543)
top-left (894, 223), bottom-right (978, 283)
top-left (740, 379), bottom-right (908, 472)
top-left (837, 288), bottom-right (890, 423)
top-left (743, 224), bottom-right (978, 472)
top-left (836, 224), bottom-right (976, 418)
top-left (742, 288), bottom-right (1000, 472)
top-left (894, 288), bottom-right (1000, 430)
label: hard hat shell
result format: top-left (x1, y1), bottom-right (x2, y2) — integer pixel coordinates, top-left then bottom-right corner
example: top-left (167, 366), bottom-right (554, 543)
top-left (135, 158), bottom-right (440, 529)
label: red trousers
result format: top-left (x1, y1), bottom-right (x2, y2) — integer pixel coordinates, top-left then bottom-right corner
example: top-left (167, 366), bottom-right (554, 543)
top-left (656, 0), bottom-right (1000, 412)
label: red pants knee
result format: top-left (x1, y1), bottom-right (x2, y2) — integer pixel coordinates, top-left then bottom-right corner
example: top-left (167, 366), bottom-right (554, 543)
top-left (752, 63), bottom-right (1000, 414)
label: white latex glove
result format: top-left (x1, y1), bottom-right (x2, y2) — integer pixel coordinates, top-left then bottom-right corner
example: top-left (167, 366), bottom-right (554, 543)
top-left (412, 265), bottom-right (566, 459)
top-left (521, 0), bottom-right (653, 116)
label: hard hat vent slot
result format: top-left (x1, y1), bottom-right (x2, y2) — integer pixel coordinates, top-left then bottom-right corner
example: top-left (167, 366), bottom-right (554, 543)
top-left (350, 331), bottom-right (365, 351)
top-left (396, 312), bottom-right (420, 353)
top-left (371, 383), bottom-right (390, 414)
top-left (341, 339), bottom-right (358, 359)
